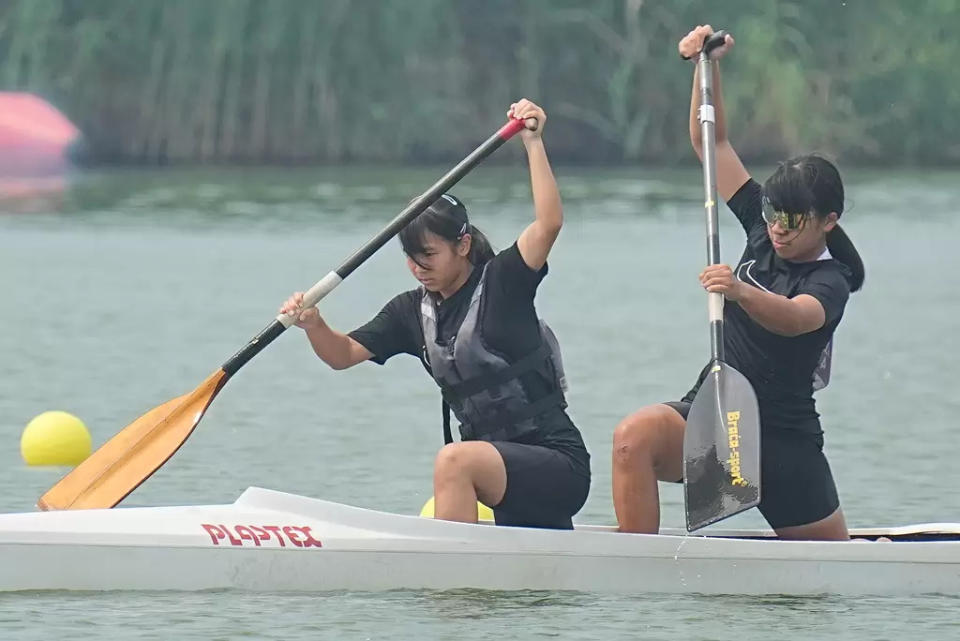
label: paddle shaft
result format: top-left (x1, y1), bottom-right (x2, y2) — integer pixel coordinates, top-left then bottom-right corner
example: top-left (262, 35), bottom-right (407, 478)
top-left (697, 31), bottom-right (728, 362)
top-left (683, 30), bottom-right (762, 531)
top-left (221, 118), bottom-right (527, 377)
top-left (37, 118), bottom-right (527, 511)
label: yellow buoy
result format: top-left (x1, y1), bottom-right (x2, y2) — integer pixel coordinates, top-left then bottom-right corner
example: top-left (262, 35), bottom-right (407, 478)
top-left (21, 411), bottom-right (92, 466)
top-left (419, 495), bottom-right (495, 521)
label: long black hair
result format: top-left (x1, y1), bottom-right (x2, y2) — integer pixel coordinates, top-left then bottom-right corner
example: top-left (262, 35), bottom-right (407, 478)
top-left (762, 154), bottom-right (865, 292)
top-left (399, 193), bottom-right (495, 266)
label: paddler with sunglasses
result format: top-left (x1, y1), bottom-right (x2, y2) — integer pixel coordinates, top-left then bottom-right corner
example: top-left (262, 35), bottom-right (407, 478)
top-left (611, 25), bottom-right (866, 540)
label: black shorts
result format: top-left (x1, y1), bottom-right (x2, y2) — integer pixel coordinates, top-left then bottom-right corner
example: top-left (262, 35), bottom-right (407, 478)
top-left (490, 441), bottom-right (590, 530)
top-left (664, 401), bottom-right (840, 529)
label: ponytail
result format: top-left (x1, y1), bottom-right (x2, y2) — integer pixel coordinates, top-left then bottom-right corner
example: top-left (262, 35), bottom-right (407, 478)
top-left (827, 224), bottom-right (864, 293)
top-left (465, 225), bottom-right (495, 265)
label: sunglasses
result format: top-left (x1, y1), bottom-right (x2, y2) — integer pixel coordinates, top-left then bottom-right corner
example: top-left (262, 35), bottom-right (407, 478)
top-left (761, 197), bottom-right (810, 231)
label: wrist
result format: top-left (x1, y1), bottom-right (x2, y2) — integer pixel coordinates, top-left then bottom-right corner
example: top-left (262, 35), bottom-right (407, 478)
top-left (523, 136), bottom-right (545, 151)
top-left (729, 281), bottom-right (748, 303)
top-left (301, 315), bottom-right (326, 332)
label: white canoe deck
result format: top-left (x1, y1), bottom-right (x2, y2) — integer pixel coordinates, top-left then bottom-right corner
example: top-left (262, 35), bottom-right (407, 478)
top-left (0, 487), bottom-right (958, 594)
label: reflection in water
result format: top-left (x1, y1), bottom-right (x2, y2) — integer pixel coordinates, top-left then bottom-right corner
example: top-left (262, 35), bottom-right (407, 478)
top-left (0, 177), bottom-right (69, 214)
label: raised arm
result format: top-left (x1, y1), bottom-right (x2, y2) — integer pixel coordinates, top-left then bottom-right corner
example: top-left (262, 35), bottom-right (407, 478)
top-left (681, 25), bottom-right (751, 203)
top-left (279, 292), bottom-right (372, 370)
top-left (511, 99), bottom-right (562, 272)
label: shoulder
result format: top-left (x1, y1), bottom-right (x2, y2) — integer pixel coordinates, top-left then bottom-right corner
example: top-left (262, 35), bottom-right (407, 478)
top-left (388, 288), bottom-right (422, 311)
top-left (797, 260), bottom-right (851, 322)
top-left (725, 179), bottom-right (764, 234)
top-left (727, 178), bottom-right (762, 212)
top-left (376, 288), bottom-right (423, 326)
top-left (478, 242), bottom-right (547, 306)
top-left (488, 242), bottom-right (548, 280)
top-left (803, 260), bottom-right (852, 291)
top-left (348, 288), bottom-right (424, 364)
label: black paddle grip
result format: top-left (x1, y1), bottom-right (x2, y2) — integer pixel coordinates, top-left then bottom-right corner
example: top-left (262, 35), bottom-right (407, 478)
top-left (703, 30), bottom-right (728, 56)
top-left (681, 29), bottom-right (728, 60)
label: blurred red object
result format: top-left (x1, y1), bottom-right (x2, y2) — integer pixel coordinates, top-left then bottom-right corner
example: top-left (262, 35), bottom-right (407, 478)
top-left (0, 92), bottom-right (80, 177)
top-left (0, 93), bottom-right (79, 207)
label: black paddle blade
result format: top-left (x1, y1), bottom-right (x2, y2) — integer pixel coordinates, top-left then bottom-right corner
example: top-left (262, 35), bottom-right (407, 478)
top-left (683, 361), bottom-right (761, 531)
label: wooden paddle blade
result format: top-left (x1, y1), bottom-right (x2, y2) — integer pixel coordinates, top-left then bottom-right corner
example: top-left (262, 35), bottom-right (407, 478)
top-left (683, 362), bottom-right (761, 531)
top-left (37, 369), bottom-right (228, 511)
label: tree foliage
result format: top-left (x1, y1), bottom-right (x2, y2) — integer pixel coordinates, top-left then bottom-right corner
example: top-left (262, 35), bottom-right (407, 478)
top-left (1, 0), bottom-right (956, 165)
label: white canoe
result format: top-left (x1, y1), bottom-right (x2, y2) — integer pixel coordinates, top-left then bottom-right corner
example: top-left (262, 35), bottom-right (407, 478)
top-left (1, 487), bottom-right (958, 594)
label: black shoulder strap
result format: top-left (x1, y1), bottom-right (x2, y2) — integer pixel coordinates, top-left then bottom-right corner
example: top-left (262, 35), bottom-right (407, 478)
top-left (442, 399), bottom-right (453, 445)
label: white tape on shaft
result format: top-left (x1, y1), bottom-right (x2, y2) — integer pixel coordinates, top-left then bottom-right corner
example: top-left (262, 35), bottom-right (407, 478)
top-left (276, 272), bottom-right (344, 328)
top-left (708, 292), bottom-right (724, 322)
top-left (699, 104), bottom-right (715, 124)
top-left (303, 272), bottom-right (344, 307)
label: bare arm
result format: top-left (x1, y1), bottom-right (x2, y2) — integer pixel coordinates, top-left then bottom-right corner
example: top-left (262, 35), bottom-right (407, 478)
top-left (280, 292), bottom-right (372, 370)
top-left (683, 27), bottom-right (751, 202)
top-left (511, 99), bottom-right (562, 271)
top-left (301, 317), bottom-right (373, 370)
top-left (736, 290), bottom-right (826, 337)
top-left (700, 265), bottom-right (826, 336)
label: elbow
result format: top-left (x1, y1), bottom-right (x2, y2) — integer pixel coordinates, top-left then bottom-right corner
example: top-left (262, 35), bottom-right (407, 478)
top-left (776, 318), bottom-right (820, 338)
top-left (326, 358), bottom-right (351, 371)
top-left (537, 207), bottom-right (563, 238)
top-left (545, 213), bottom-right (563, 237)
top-left (314, 349), bottom-right (351, 371)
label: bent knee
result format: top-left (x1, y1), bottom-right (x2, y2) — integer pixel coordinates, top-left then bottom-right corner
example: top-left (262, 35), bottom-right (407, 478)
top-left (433, 442), bottom-right (493, 480)
top-left (434, 443), bottom-right (467, 476)
top-left (612, 405), bottom-right (683, 467)
top-left (612, 411), bottom-right (656, 463)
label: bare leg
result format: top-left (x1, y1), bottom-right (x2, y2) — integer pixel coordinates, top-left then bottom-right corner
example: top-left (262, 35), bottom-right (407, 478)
top-left (612, 404), bottom-right (686, 533)
top-left (433, 441), bottom-right (507, 523)
top-left (775, 507), bottom-right (849, 541)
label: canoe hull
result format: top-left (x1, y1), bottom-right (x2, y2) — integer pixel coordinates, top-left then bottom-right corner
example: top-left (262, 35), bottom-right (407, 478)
top-left (1, 488), bottom-right (958, 595)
